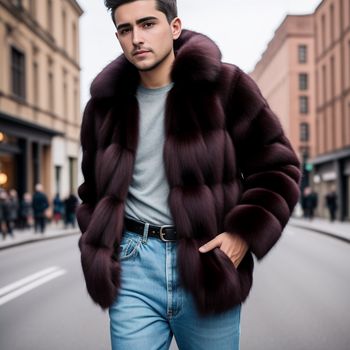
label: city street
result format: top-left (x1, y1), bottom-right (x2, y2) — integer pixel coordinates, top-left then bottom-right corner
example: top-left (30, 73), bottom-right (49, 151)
top-left (1, 1), bottom-right (349, 350)
top-left (0, 224), bottom-right (349, 350)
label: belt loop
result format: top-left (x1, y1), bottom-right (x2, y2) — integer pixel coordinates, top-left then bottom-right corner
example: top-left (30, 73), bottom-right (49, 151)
top-left (142, 223), bottom-right (149, 243)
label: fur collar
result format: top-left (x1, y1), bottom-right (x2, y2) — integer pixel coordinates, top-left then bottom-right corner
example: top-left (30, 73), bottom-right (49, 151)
top-left (90, 30), bottom-right (222, 99)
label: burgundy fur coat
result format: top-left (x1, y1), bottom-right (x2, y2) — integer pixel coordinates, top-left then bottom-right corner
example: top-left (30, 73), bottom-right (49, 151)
top-left (77, 30), bottom-right (301, 315)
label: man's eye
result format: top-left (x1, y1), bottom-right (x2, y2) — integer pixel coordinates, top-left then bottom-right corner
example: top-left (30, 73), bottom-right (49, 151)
top-left (119, 28), bottom-right (130, 35)
top-left (143, 22), bottom-right (155, 28)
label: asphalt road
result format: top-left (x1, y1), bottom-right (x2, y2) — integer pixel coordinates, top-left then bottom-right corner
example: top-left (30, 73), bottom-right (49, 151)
top-left (240, 225), bottom-right (350, 350)
top-left (0, 225), bottom-right (349, 350)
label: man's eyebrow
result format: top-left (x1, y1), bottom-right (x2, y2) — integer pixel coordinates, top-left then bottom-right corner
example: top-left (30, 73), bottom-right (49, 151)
top-left (136, 16), bottom-right (158, 24)
top-left (116, 16), bottom-right (158, 31)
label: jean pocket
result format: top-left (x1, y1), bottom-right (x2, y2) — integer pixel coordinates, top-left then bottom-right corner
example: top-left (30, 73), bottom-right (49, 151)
top-left (119, 232), bottom-right (142, 261)
top-left (215, 248), bottom-right (237, 270)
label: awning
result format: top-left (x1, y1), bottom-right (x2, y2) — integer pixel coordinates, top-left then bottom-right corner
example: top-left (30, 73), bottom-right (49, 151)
top-left (0, 111), bottom-right (64, 145)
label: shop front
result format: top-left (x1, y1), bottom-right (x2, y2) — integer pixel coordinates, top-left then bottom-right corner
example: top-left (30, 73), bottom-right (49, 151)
top-left (312, 147), bottom-right (350, 221)
top-left (0, 112), bottom-right (62, 199)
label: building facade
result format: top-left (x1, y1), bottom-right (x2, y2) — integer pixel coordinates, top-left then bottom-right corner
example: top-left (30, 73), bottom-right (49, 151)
top-left (313, 0), bottom-right (350, 221)
top-left (0, 0), bottom-right (83, 202)
top-left (250, 15), bottom-right (316, 192)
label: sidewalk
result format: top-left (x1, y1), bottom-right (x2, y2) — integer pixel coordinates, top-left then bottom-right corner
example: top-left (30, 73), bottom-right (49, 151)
top-left (289, 217), bottom-right (350, 243)
top-left (0, 222), bottom-right (80, 251)
top-left (1, 217), bottom-right (349, 251)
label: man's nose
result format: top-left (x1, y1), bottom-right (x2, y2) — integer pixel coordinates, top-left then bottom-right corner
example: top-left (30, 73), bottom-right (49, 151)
top-left (132, 27), bottom-right (144, 46)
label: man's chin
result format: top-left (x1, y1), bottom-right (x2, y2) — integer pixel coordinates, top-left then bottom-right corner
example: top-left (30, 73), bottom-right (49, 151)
top-left (135, 61), bottom-right (158, 72)
top-left (128, 49), bottom-right (173, 73)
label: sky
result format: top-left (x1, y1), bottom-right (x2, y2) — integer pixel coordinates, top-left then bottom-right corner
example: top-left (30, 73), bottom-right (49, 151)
top-left (78, 0), bottom-right (321, 107)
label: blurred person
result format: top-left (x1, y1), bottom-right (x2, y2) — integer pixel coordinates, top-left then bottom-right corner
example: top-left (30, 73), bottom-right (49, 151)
top-left (0, 190), bottom-right (14, 239)
top-left (301, 186), bottom-right (318, 220)
top-left (325, 188), bottom-right (337, 222)
top-left (76, 1), bottom-right (301, 349)
top-left (0, 189), bottom-right (7, 239)
top-left (7, 189), bottom-right (19, 234)
top-left (64, 192), bottom-right (78, 229)
top-left (53, 193), bottom-right (64, 225)
top-left (32, 183), bottom-right (49, 234)
top-left (19, 192), bottom-right (33, 229)
top-left (0, 190), bottom-right (3, 234)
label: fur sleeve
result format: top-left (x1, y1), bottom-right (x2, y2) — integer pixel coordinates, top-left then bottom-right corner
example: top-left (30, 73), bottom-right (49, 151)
top-left (224, 70), bottom-right (301, 259)
top-left (76, 99), bottom-right (98, 236)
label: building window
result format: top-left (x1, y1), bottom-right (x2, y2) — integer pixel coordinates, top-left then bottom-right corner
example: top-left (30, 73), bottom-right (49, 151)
top-left (300, 96), bottom-right (309, 114)
top-left (63, 69), bottom-right (68, 118)
top-left (316, 70), bottom-right (319, 106)
top-left (33, 61), bottom-right (39, 106)
top-left (11, 46), bottom-right (26, 99)
top-left (62, 10), bottom-right (67, 50)
top-left (68, 157), bottom-right (77, 193)
top-left (74, 77), bottom-right (79, 122)
top-left (330, 4), bottom-right (335, 42)
top-left (322, 64), bottom-right (327, 103)
top-left (48, 72), bottom-right (54, 112)
top-left (300, 123), bottom-right (310, 142)
top-left (47, 0), bottom-right (53, 33)
top-left (72, 22), bottom-right (77, 60)
top-left (330, 56), bottom-right (335, 99)
top-left (29, 0), bottom-right (36, 18)
top-left (321, 14), bottom-right (326, 52)
top-left (299, 73), bottom-right (308, 90)
top-left (348, 40), bottom-right (350, 88)
top-left (298, 45), bottom-right (307, 63)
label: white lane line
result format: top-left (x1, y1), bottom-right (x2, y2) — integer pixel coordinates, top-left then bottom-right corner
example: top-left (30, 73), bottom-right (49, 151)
top-left (0, 267), bottom-right (66, 306)
top-left (0, 266), bottom-right (61, 297)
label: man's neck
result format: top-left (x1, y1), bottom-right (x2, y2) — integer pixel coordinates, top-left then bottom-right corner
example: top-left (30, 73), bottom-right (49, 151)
top-left (139, 51), bottom-right (175, 89)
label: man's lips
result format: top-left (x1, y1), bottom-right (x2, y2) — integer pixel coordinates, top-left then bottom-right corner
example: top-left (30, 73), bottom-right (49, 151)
top-left (133, 50), bottom-right (151, 56)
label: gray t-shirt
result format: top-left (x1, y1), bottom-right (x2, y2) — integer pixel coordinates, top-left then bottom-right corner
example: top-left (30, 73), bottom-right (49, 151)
top-left (124, 83), bottom-right (174, 225)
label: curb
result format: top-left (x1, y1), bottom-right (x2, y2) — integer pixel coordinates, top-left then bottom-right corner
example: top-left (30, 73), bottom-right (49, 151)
top-left (1, 223), bottom-right (349, 251)
top-left (0, 230), bottom-right (80, 251)
top-left (289, 222), bottom-right (350, 244)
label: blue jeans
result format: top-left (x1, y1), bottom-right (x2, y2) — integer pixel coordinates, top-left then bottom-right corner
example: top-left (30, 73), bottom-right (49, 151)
top-left (109, 229), bottom-right (241, 350)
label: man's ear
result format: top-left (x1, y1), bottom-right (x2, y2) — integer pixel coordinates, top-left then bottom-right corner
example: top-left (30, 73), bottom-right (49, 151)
top-left (171, 17), bottom-right (182, 40)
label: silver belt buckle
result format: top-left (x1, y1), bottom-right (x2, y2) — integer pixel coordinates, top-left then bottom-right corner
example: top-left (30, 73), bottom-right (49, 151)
top-left (159, 225), bottom-right (175, 242)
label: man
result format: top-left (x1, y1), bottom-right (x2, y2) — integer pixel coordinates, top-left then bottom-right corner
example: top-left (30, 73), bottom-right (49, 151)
top-left (77, 1), bottom-right (301, 349)
top-left (32, 183), bottom-right (49, 234)
top-left (301, 186), bottom-right (318, 220)
top-left (63, 192), bottom-right (78, 228)
top-left (325, 187), bottom-right (337, 222)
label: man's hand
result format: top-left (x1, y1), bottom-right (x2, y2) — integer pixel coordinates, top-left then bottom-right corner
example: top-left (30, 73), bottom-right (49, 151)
top-left (199, 233), bottom-right (249, 268)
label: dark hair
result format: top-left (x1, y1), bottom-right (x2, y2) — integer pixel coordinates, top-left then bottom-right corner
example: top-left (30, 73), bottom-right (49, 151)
top-left (104, 0), bottom-right (177, 25)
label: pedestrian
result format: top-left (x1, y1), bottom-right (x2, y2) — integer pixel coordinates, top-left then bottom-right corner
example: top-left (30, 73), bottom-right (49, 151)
top-left (301, 186), bottom-right (318, 220)
top-left (76, 1), bottom-right (301, 349)
top-left (53, 193), bottom-right (64, 225)
top-left (19, 192), bottom-right (33, 229)
top-left (32, 183), bottom-right (49, 234)
top-left (0, 190), bottom-right (3, 237)
top-left (0, 190), bottom-right (14, 239)
top-left (325, 188), bottom-right (337, 222)
top-left (8, 189), bottom-right (19, 230)
top-left (63, 192), bottom-right (78, 229)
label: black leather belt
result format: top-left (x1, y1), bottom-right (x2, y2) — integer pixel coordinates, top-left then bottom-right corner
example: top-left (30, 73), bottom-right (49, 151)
top-left (124, 217), bottom-right (177, 242)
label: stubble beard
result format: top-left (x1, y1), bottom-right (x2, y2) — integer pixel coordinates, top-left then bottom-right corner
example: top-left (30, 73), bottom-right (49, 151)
top-left (135, 47), bottom-right (173, 72)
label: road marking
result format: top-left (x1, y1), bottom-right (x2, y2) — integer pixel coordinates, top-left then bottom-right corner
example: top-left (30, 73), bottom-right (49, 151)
top-left (0, 267), bottom-right (66, 306)
top-left (0, 267), bottom-right (60, 297)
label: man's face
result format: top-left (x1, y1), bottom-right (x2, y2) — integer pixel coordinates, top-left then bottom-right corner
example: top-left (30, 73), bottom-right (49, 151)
top-left (114, 0), bottom-right (181, 72)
